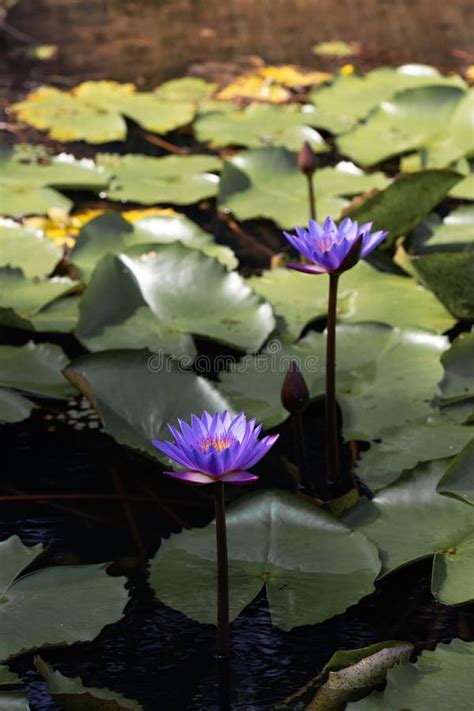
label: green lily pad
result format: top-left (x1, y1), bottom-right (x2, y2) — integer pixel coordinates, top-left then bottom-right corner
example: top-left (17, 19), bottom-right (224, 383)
top-left (0, 267), bottom-right (78, 330)
top-left (220, 324), bottom-right (448, 439)
top-left (381, 640), bottom-right (474, 711)
top-left (12, 82), bottom-right (195, 144)
top-left (194, 102), bottom-right (329, 152)
top-left (218, 147), bottom-right (389, 229)
top-left (449, 170), bottom-right (474, 200)
top-left (154, 77), bottom-right (218, 102)
top-left (0, 341), bottom-right (75, 422)
top-left (0, 665), bottom-right (30, 710)
top-left (437, 438), bottom-right (474, 505)
top-left (0, 220), bottom-right (61, 278)
top-left (0, 535), bottom-right (128, 661)
top-left (76, 243), bottom-right (274, 354)
top-left (0, 147), bottom-right (110, 216)
top-left (64, 349), bottom-right (231, 460)
top-left (29, 295), bottom-right (81, 333)
top-left (345, 692), bottom-right (383, 711)
top-left (357, 417), bottom-right (474, 491)
top-left (427, 90), bottom-right (474, 168)
top-left (96, 153), bottom-right (221, 205)
top-left (337, 85), bottom-right (466, 166)
top-left (345, 459), bottom-right (474, 604)
top-left (247, 261), bottom-right (454, 342)
top-left (150, 490), bottom-right (380, 631)
top-left (346, 170), bottom-right (461, 246)
top-left (71, 211), bottom-right (236, 282)
top-left (35, 657), bottom-right (142, 710)
top-left (277, 640), bottom-right (413, 710)
top-left (440, 331), bottom-right (474, 403)
top-left (404, 207), bottom-right (474, 319)
top-left (309, 65), bottom-right (465, 136)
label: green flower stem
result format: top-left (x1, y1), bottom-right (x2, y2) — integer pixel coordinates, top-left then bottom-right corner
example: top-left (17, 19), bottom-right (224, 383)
top-left (325, 273), bottom-right (340, 485)
top-left (306, 172), bottom-right (317, 222)
top-left (292, 413), bottom-right (309, 491)
top-left (214, 481), bottom-right (230, 660)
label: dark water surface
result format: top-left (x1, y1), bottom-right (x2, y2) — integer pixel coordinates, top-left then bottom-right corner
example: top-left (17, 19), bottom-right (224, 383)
top-left (2, 0), bottom-right (473, 89)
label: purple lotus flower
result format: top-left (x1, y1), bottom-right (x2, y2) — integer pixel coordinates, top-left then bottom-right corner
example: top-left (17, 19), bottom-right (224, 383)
top-left (152, 411), bottom-right (278, 485)
top-left (284, 216), bottom-right (388, 275)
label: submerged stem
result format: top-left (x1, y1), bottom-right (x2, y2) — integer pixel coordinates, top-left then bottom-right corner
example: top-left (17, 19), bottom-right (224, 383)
top-left (214, 482), bottom-right (230, 660)
top-left (325, 273), bottom-right (340, 485)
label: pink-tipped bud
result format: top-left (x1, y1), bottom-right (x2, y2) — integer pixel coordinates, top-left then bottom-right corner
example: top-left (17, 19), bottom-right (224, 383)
top-left (281, 360), bottom-right (310, 415)
top-left (298, 141), bottom-right (317, 176)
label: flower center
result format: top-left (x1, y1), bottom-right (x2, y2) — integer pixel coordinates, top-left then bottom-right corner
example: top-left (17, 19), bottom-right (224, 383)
top-left (199, 434), bottom-right (236, 453)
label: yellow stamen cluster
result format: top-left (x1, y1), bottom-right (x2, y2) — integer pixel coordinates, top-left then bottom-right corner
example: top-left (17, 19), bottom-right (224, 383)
top-left (199, 435), bottom-right (236, 453)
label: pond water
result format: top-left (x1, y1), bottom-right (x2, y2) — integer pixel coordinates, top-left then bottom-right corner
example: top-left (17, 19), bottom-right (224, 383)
top-left (3, 0), bottom-right (472, 88)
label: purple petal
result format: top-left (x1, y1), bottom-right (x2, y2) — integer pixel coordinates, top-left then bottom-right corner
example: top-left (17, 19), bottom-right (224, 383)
top-left (152, 439), bottom-right (196, 470)
top-left (287, 262), bottom-right (326, 275)
top-left (237, 434), bottom-right (279, 469)
top-left (163, 470), bottom-right (217, 484)
top-left (361, 230), bottom-right (389, 258)
top-left (219, 470), bottom-right (259, 484)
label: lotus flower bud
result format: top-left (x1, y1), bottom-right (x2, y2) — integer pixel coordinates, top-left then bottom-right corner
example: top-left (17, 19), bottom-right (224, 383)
top-left (281, 360), bottom-right (310, 415)
top-left (298, 141), bottom-right (317, 176)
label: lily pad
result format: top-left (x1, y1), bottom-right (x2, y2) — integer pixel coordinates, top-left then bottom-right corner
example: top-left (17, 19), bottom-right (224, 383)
top-left (96, 153), bottom-right (221, 205)
top-left (35, 657), bottom-right (142, 710)
top-left (0, 147), bottom-right (110, 216)
top-left (0, 219), bottom-right (62, 278)
top-left (277, 640), bottom-right (413, 710)
top-left (247, 260), bottom-right (454, 342)
top-left (427, 90), bottom-right (474, 168)
top-left (194, 103), bottom-right (329, 152)
top-left (410, 206), bottom-right (474, 252)
top-left (357, 416), bottom-right (474, 491)
top-left (219, 148), bottom-right (389, 229)
top-left (149, 490), bottom-right (380, 630)
top-left (439, 331), bottom-right (474, 404)
top-left (220, 324), bottom-right (448, 439)
top-left (345, 459), bottom-right (474, 604)
top-left (12, 82), bottom-right (195, 144)
top-left (76, 243), bottom-right (274, 354)
top-left (0, 341), bottom-right (75, 422)
top-left (154, 77), bottom-right (218, 102)
top-left (346, 170), bottom-right (461, 246)
top-left (71, 211), bottom-right (236, 282)
top-left (64, 349), bottom-right (231, 459)
top-left (309, 65), bottom-right (465, 135)
top-left (0, 535), bottom-right (128, 661)
top-left (381, 640), bottom-right (474, 711)
top-left (0, 665), bottom-right (30, 710)
top-left (0, 267), bottom-right (78, 330)
top-left (337, 85), bottom-right (466, 166)
top-left (437, 438), bottom-right (474, 505)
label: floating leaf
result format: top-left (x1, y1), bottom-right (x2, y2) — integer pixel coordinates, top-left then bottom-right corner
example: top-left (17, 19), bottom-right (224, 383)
top-left (77, 242), bottom-right (273, 355)
top-left (0, 535), bottom-right (128, 661)
top-left (427, 89), bottom-right (474, 168)
top-left (449, 170), bottom-right (474, 200)
top-left (71, 210), bottom-right (236, 282)
top-left (345, 170), bottom-right (461, 245)
top-left (0, 665), bottom-right (30, 710)
top-left (345, 459), bottom-right (474, 604)
top-left (219, 148), bottom-right (389, 228)
top-left (154, 77), bottom-right (217, 102)
top-left (309, 65), bottom-right (465, 135)
top-left (0, 147), bottom-right (110, 216)
top-left (12, 82), bottom-right (195, 144)
top-left (194, 103), bottom-right (329, 152)
top-left (312, 40), bottom-right (360, 58)
top-left (337, 85), bottom-right (466, 166)
top-left (150, 490), bottom-right (380, 631)
top-left (258, 65), bottom-right (331, 88)
top-left (0, 268), bottom-right (77, 330)
top-left (248, 260), bottom-right (454, 342)
top-left (96, 153), bottom-right (221, 205)
top-left (404, 207), bottom-right (474, 319)
top-left (437, 438), bottom-right (474, 505)
top-left (439, 331), bottom-right (474, 403)
top-left (381, 640), bottom-right (474, 711)
top-left (277, 640), bottom-right (413, 710)
top-left (35, 657), bottom-right (142, 710)
top-left (0, 219), bottom-right (61, 277)
top-left (216, 74), bottom-right (291, 103)
top-left (357, 417), bottom-right (474, 491)
top-left (64, 350), bottom-right (231, 459)
top-left (220, 324), bottom-right (447, 439)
